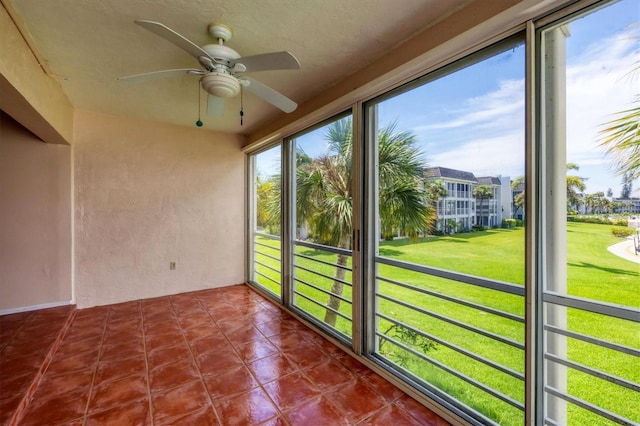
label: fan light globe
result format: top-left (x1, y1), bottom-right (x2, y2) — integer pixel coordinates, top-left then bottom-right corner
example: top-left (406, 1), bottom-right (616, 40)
top-left (201, 73), bottom-right (240, 98)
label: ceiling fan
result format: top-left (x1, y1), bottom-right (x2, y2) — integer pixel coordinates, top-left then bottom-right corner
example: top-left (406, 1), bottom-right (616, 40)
top-left (119, 20), bottom-right (300, 117)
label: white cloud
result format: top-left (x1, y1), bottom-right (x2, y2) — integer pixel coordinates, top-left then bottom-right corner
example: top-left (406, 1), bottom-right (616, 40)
top-left (414, 79), bottom-right (524, 132)
top-left (429, 133), bottom-right (524, 178)
top-left (411, 25), bottom-right (638, 193)
top-left (565, 31), bottom-right (638, 161)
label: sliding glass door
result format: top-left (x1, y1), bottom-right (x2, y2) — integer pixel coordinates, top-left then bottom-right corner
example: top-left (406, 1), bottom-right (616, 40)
top-left (246, 1), bottom-right (639, 423)
top-left (538, 1), bottom-right (640, 424)
top-left (288, 114), bottom-right (354, 341)
top-left (248, 145), bottom-right (283, 298)
top-left (365, 36), bottom-right (527, 425)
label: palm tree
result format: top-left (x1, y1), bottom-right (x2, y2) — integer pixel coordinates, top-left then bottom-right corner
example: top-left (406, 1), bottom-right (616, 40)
top-left (566, 163), bottom-right (587, 213)
top-left (256, 174), bottom-right (280, 235)
top-left (599, 50), bottom-right (639, 181)
top-left (511, 176), bottom-right (525, 219)
top-left (424, 179), bottom-right (448, 232)
top-left (296, 118), bottom-right (429, 327)
top-left (621, 172), bottom-right (633, 199)
top-left (473, 185), bottom-right (494, 227)
top-left (600, 106), bottom-right (640, 181)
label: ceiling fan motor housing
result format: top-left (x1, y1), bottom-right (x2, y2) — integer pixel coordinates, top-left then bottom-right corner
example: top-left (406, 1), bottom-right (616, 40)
top-left (201, 73), bottom-right (240, 98)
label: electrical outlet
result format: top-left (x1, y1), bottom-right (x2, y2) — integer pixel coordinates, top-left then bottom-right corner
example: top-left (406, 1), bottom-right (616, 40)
top-left (170, 262), bottom-right (176, 270)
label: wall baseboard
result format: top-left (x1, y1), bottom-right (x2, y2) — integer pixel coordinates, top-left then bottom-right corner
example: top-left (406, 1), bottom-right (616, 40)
top-left (0, 300), bottom-right (73, 316)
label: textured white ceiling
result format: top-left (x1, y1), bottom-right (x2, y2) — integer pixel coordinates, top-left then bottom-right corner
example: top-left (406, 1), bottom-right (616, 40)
top-left (9, 0), bottom-right (470, 135)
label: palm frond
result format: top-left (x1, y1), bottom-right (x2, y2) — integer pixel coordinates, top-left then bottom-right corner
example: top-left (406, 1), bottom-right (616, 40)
top-left (599, 105), bottom-right (640, 180)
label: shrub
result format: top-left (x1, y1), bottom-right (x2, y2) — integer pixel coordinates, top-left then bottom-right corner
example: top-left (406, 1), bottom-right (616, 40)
top-left (611, 227), bottom-right (635, 238)
top-left (613, 218), bottom-right (628, 227)
top-left (502, 219), bottom-right (517, 229)
top-left (472, 225), bottom-right (485, 231)
top-left (515, 219), bottom-right (524, 227)
top-left (566, 216), bottom-right (630, 228)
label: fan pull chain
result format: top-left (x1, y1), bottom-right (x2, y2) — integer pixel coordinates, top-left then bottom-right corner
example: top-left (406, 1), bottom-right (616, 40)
top-left (240, 86), bottom-right (244, 126)
top-left (195, 82), bottom-right (203, 127)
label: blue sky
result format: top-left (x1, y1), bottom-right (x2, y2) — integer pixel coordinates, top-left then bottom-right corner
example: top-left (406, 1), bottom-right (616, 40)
top-left (259, 0), bottom-right (639, 197)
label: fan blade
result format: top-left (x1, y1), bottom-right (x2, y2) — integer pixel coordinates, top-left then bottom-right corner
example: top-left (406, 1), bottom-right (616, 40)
top-left (135, 20), bottom-right (212, 61)
top-left (207, 94), bottom-right (225, 117)
top-left (118, 69), bottom-right (204, 82)
top-left (231, 51), bottom-right (300, 73)
top-left (242, 77), bottom-right (297, 113)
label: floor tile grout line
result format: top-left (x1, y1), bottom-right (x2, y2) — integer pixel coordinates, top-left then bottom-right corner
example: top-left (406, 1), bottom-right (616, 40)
top-left (212, 292), bottom-right (291, 424)
top-left (7, 307), bottom-right (76, 426)
top-left (81, 309), bottom-right (110, 425)
top-left (139, 301), bottom-right (155, 426)
top-left (243, 286), bottom-right (407, 424)
top-left (198, 286), bottom-right (406, 425)
top-left (4, 286), bottom-right (442, 426)
top-left (0, 311), bottom-right (33, 355)
top-left (218, 293), bottom-right (292, 424)
top-left (209, 290), bottom-right (334, 422)
top-left (168, 295), bottom-right (224, 425)
top-left (195, 292), bottom-right (291, 425)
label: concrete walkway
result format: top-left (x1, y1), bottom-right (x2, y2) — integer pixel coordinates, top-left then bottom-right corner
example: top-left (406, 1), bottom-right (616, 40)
top-left (607, 238), bottom-right (640, 265)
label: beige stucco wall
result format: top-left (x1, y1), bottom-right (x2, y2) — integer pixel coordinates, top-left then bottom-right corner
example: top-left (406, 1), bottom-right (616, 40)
top-left (73, 110), bottom-right (246, 308)
top-left (0, 112), bottom-right (72, 311)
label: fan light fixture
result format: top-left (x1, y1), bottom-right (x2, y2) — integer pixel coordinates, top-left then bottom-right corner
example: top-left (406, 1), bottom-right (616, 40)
top-left (201, 73), bottom-right (240, 98)
top-left (119, 20), bottom-right (301, 117)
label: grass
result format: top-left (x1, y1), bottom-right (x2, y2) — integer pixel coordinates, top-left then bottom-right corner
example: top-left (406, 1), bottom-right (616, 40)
top-left (252, 222), bottom-right (639, 425)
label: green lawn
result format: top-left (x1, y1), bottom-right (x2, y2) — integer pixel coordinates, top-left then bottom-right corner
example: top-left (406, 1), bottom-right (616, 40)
top-left (252, 222), bottom-right (639, 425)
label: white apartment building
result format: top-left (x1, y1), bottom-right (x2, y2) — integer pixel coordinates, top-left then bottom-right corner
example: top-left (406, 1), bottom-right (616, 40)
top-left (613, 197), bottom-right (640, 214)
top-left (424, 167), bottom-right (512, 233)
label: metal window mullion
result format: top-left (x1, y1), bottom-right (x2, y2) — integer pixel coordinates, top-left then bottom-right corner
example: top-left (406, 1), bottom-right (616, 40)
top-left (362, 102), bottom-right (379, 356)
top-left (247, 155), bottom-right (256, 285)
top-left (376, 291), bottom-right (524, 350)
top-left (377, 274), bottom-right (524, 323)
top-left (351, 102), bottom-right (364, 354)
top-left (377, 312), bottom-right (524, 381)
top-left (526, 18), bottom-right (543, 426)
top-left (282, 140), bottom-right (293, 306)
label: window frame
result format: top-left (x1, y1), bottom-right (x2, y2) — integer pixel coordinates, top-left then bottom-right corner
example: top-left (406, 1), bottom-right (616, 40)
top-left (244, 1), bottom-right (639, 424)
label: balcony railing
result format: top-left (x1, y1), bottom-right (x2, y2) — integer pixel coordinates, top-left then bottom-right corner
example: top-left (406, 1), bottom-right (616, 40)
top-left (252, 232), bottom-right (638, 425)
top-left (373, 254), bottom-right (639, 425)
top-left (292, 240), bottom-right (353, 341)
top-left (252, 232), bottom-right (282, 298)
top-left (542, 293), bottom-right (639, 425)
top-left (374, 255), bottom-right (525, 425)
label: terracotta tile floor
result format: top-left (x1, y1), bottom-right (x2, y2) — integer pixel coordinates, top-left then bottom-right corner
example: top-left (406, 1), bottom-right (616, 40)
top-left (1, 284), bottom-right (449, 425)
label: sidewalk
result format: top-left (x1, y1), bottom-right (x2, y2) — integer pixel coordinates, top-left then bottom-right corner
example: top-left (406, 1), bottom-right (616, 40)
top-left (607, 238), bottom-right (640, 265)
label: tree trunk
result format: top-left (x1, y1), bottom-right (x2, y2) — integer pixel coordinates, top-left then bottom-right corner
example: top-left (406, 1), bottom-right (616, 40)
top-left (324, 245), bottom-right (349, 327)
